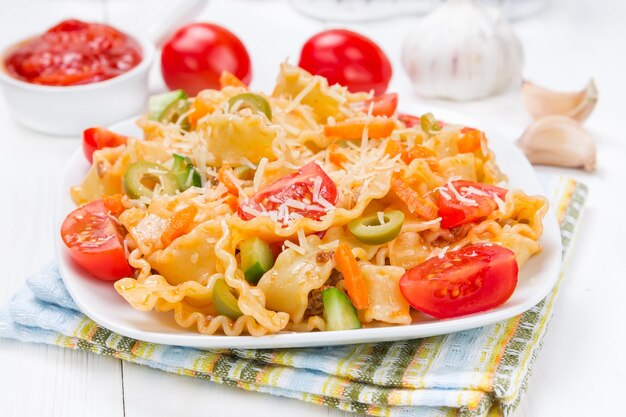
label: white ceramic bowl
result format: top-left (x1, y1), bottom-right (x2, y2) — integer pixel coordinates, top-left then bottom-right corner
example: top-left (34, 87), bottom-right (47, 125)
top-left (0, 32), bottom-right (155, 136)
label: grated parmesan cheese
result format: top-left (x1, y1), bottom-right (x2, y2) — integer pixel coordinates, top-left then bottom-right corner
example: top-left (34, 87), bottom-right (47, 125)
top-left (461, 186), bottom-right (489, 197)
top-left (311, 176), bottom-right (323, 202)
top-left (297, 229), bottom-right (308, 250)
top-left (240, 203), bottom-right (265, 218)
top-left (240, 157), bottom-right (257, 170)
top-left (284, 239), bottom-right (306, 255)
top-left (494, 195), bottom-right (506, 212)
top-left (447, 178), bottom-right (478, 206)
top-left (285, 198), bottom-right (307, 210)
top-left (438, 189), bottom-right (452, 201)
top-left (253, 157), bottom-right (268, 192)
top-left (284, 78), bottom-right (318, 113)
top-left (420, 217), bottom-right (442, 226)
top-left (360, 101), bottom-right (375, 151)
top-left (318, 239), bottom-right (340, 250)
top-left (316, 196), bottom-right (335, 211)
top-left (224, 169), bottom-right (248, 198)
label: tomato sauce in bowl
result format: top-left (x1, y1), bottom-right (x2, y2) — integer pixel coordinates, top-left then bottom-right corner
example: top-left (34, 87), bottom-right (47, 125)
top-left (4, 19), bottom-right (142, 87)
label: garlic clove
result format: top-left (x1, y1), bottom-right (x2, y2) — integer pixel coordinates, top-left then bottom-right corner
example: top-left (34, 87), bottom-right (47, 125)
top-left (517, 115), bottom-right (596, 171)
top-left (521, 79), bottom-right (598, 122)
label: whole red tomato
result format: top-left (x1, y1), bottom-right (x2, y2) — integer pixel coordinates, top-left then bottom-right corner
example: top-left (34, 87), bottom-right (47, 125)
top-left (161, 23), bottom-right (251, 95)
top-left (298, 29), bottom-right (392, 95)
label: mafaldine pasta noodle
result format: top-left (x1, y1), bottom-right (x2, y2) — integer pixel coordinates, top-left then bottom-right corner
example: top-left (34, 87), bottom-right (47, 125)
top-left (67, 64), bottom-right (548, 335)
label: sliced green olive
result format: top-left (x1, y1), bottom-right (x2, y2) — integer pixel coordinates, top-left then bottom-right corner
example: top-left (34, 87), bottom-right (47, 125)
top-left (347, 210), bottom-right (405, 245)
top-left (161, 98), bottom-right (191, 131)
top-left (123, 161), bottom-right (179, 199)
top-left (234, 165), bottom-right (254, 180)
top-left (228, 93), bottom-right (272, 120)
top-left (212, 278), bottom-right (242, 319)
top-left (171, 154), bottom-right (201, 190)
top-left (148, 90), bottom-right (187, 121)
top-left (420, 112), bottom-right (442, 135)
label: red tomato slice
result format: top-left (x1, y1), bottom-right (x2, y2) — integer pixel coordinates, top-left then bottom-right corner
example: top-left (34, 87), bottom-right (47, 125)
top-left (398, 113), bottom-right (446, 129)
top-left (161, 23), bottom-right (251, 96)
top-left (298, 29), bottom-right (392, 95)
top-left (398, 113), bottom-right (421, 128)
top-left (61, 200), bottom-right (132, 281)
top-left (238, 162), bottom-right (337, 221)
top-left (82, 127), bottom-right (127, 163)
top-left (364, 93), bottom-right (398, 117)
top-left (438, 180), bottom-right (508, 229)
top-left (399, 243), bottom-right (518, 318)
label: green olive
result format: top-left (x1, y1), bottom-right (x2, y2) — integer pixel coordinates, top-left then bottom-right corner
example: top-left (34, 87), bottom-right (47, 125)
top-left (212, 278), bottom-right (242, 319)
top-left (420, 113), bottom-right (442, 135)
top-left (161, 98), bottom-right (191, 131)
top-left (228, 93), bottom-right (272, 120)
top-left (233, 165), bottom-right (254, 180)
top-left (122, 161), bottom-right (179, 199)
top-left (347, 210), bottom-right (405, 245)
top-left (148, 90), bottom-right (187, 121)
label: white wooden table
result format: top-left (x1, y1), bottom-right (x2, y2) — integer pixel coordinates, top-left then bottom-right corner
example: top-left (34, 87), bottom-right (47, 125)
top-left (0, 1), bottom-right (624, 416)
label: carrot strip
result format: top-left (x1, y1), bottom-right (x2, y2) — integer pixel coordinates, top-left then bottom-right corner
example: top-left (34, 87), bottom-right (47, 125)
top-left (334, 242), bottom-right (369, 310)
top-left (102, 194), bottom-right (125, 215)
top-left (384, 140), bottom-right (405, 158)
top-left (391, 177), bottom-right (439, 220)
top-left (224, 194), bottom-right (239, 211)
top-left (328, 144), bottom-right (349, 166)
top-left (161, 205), bottom-right (198, 247)
top-left (188, 98), bottom-right (214, 127)
top-left (219, 71), bottom-right (247, 89)
top-left (324, 117), bottom-right (395, 139)
top-left (458, 128), bottom-right (484, 153)
top-left (217, 163), bottom-right (240, 196)
top-left (402, 145), bottom-right (439, 171)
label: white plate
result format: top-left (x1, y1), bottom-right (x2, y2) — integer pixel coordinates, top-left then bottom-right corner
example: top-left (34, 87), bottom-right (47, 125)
top-left (55, 112), bottom-right (562, 349)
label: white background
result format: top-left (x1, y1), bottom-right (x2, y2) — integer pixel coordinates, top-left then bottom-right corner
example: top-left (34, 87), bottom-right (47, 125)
top-left (0, 0), bottom-right (624, 416)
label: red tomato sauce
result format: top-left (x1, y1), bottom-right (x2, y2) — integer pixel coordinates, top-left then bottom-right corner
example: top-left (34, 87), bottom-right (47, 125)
top-left (4, 19), bottom-right (142, 86)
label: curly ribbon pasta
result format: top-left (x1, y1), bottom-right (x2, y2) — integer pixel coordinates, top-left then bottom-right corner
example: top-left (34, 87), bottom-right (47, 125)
top-left (68, 64), bottom-right (548, 335)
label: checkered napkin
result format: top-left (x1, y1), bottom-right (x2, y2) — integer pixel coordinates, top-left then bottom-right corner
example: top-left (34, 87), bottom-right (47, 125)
top-left (0, 177), bottom-right (587, 417)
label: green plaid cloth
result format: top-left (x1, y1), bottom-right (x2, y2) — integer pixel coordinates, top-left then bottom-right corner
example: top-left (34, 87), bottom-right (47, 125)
top-left (0, 177), bottom-right (586, 417)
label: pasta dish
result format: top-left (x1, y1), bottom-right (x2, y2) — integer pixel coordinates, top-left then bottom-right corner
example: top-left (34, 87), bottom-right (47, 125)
top-left (62, 64), bottom-right (548, 336)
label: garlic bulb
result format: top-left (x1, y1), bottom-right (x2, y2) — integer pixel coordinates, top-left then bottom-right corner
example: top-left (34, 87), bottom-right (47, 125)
top-left (402, 0), bottom-right (523, 101)
top-left (521, 79), bottom-right (598, 122)
top-left (517, 115), bottom-right (596, 171)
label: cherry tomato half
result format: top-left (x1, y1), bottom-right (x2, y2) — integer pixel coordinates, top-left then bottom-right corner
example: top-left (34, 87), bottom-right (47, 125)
top-left (438, 181), bottom-right (508, 229)
top-left (161, 23), bottom-right (251, 96)
top-left (398, 113), bottom-right (421, 128)
top-left (399, 243), bottom-right (518, 319)
top-left (365, 93), bottom-right (398, 117)
top-left (61, 200), bottom-right (132, 281)
top-left (82, 127), bottom-right (127, 163)
top-left (238, 162), bottom-right (337, 221)
top-left (298, 29), bottom-right (392, 95)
